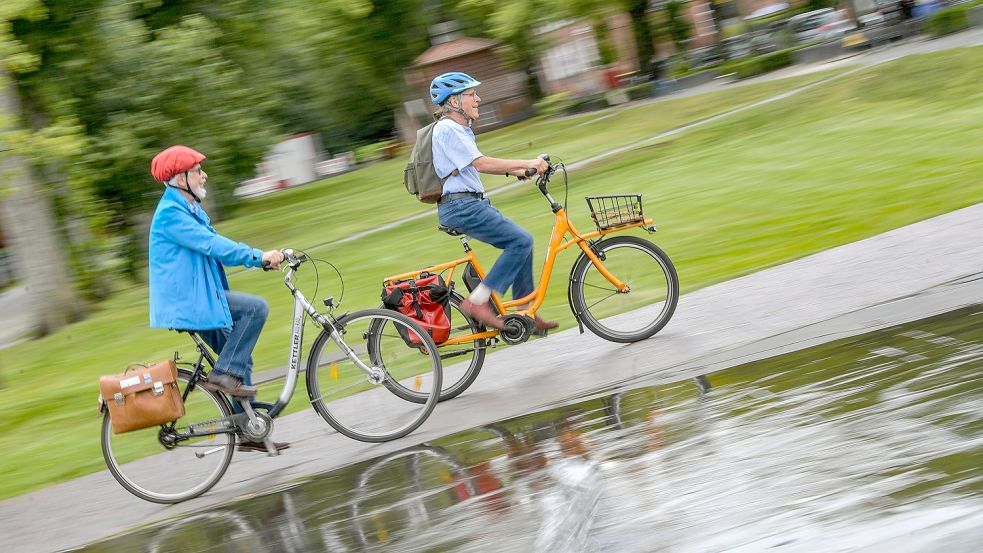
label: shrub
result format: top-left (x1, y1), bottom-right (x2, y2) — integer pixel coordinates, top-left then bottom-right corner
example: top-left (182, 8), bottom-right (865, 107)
top-left (925, 6), bottom-right (970, 37)
top-left (625, 83), bottom-right (653, 101)
top-left (723, 48), bottom-right (794, 79)
top-left (534, 92), bottom-right (575, 117)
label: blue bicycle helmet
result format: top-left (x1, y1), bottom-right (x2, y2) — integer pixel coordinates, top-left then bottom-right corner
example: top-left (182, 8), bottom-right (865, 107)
top-left (430, 72), bottom-right (481, 105)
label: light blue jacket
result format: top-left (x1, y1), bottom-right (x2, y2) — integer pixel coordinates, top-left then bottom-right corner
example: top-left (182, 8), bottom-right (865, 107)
top-left (149, 186), bottom-right (263, 330)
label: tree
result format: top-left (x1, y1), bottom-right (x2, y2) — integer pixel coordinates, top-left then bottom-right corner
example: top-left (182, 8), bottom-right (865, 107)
top-left (1, 0), bottom-right (85, 336)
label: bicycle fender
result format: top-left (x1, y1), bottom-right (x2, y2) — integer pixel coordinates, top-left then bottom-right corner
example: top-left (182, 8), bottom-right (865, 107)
top-left (567, 252), bottom-right (589, 335)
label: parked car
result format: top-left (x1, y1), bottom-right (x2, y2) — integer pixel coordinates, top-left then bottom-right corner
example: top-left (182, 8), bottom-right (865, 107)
top-left (787, 8), bottom-right (855, 43)
top-left (721, 35), bottom-right (753, 60)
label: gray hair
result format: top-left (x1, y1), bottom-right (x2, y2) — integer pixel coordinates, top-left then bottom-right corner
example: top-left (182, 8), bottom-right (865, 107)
top-left (433, 93), bottom-right (464, 121)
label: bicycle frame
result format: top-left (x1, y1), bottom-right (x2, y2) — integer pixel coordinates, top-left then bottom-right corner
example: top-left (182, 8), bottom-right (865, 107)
top-left (383, 170), bottom-right (655, 346)
top-left (185, 256), bottom-right (380, 420)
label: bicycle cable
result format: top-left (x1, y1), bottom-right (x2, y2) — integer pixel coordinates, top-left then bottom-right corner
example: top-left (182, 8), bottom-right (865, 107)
top-left (308, 256), bottom-right (345, 308)
top-left (553, 159), bottom-right (587, 244)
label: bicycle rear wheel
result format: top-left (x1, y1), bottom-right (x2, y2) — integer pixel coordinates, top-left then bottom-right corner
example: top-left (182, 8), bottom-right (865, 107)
top-left (101, 368), bottom-right (235, 503)
top-left (306, 309), bottom-right (442, 442)
top-left (379, 291), bottom-right (487, 404)
top-left (570, 235), bottom-right (679, 343)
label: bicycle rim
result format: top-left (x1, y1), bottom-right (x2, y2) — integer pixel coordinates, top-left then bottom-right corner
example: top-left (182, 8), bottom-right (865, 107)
top-left (102, 369), bottom-right (235, 503)
top-left (306, 309), bottom-right (441, 442)
top-left (573, 236), bottom-right (679, 343)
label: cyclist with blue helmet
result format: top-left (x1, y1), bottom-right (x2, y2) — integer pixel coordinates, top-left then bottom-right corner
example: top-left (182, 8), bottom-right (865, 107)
top-left (428, 72), bottom-right (556, 331)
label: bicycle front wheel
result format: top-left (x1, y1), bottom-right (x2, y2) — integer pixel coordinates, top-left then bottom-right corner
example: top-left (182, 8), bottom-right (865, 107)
top-left (101, 368), bottom-right (235, 503)
top-left (570, 236), bottom-right (679, 343)
top-left (306, 309), bottom-right (442, 442)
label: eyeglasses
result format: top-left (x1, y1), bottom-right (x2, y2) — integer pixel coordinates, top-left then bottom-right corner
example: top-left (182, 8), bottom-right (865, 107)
top-left (462, 91), bottom-right (479, 99)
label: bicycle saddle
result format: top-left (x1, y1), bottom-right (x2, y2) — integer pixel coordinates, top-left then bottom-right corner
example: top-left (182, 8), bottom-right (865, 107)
top-left (437, 224), bottom-right (464, 236)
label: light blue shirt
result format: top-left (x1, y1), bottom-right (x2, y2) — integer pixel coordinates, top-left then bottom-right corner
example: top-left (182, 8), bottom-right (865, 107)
top-left (432, 118), bottom-right (484, 195)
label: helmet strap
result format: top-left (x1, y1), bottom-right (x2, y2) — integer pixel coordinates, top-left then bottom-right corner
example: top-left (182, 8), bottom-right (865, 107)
top-left (166, 171), bottom-right (201, 203)
top-left (444, 94), bottom-right (474, 127)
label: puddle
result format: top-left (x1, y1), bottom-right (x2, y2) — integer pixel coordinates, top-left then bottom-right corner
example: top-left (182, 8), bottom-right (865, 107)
top-left (79, 306), bottom-right (983, 552)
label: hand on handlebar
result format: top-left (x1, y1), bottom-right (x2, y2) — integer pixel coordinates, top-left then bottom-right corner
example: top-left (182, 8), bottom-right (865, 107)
top-left (514, 155), bottom-right (551, 180)
top-left (261, 249), bottom-right (285, 271)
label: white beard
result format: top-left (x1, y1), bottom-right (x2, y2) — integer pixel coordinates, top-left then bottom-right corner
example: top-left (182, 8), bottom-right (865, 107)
top-left (191, 183), bottom-right (207, 201)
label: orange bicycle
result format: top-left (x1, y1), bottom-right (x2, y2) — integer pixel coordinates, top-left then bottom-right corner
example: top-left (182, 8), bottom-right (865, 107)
top-left (382, 155), bottom-right (678, 402)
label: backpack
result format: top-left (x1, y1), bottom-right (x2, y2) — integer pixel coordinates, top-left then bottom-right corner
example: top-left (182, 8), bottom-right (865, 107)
top-left (381, 273), bottom-right (452, 345)
top-left (403, 121), bottom-right (458, 203)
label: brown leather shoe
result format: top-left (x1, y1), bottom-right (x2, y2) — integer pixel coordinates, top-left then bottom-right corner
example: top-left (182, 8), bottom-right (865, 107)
top-left (459, 299), bottom-right (504, 330)
top-left (238, 440), bottom-right (291, 453)
top-left (201, 372), bottom-right (257, 397)
top-left (534, 315), bottom-right (558, 330)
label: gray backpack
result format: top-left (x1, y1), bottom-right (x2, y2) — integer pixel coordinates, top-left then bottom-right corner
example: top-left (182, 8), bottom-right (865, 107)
top-left (403, 121), bottom-right (458, 204)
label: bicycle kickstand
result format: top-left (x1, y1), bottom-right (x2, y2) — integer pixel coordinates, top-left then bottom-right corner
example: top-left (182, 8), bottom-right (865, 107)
top-left (238, 399), bottom-right (279, 457)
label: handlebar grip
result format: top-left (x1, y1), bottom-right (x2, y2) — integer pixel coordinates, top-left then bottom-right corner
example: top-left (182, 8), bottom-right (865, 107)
top-left (524, 167), bottom-right (537, 177)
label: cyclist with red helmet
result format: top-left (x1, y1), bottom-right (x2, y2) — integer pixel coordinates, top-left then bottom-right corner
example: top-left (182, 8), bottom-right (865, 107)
top-left (429, 72), bottom-right (556, 331)
top-left (148, 145), bottom-right (288, 453)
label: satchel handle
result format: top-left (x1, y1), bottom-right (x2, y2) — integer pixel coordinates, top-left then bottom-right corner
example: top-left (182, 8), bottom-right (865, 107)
top-left (125, 362), bottom-right (150, 373)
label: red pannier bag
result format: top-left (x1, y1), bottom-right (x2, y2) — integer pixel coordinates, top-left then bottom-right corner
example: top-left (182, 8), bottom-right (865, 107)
top-left (381, 274), bottom-right (451, 345)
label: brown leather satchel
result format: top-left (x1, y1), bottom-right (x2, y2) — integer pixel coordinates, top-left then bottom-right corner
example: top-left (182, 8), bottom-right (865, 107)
top-left (99, 360), bottom-right (186, 434)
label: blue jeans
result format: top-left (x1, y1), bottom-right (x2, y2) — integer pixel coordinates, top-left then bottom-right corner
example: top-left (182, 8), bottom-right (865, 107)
top-left (198, 291), bottom-right (269, 382)
top-left (438, 197), bottom-right (534, 299)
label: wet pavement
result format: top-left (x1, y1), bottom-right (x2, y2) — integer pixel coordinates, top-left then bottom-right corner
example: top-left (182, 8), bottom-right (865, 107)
top-left (77, 304), bottom-right (983, 552)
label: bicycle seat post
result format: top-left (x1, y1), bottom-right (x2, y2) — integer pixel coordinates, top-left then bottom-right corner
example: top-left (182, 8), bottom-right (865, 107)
top-left (460, 234), bottom-right (471, 252)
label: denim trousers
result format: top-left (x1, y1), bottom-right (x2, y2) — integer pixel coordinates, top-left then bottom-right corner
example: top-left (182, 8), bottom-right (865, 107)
top-left (438, 197), bottom-right (534, 299)
top-left (198, 291), bottom-right (269, 383)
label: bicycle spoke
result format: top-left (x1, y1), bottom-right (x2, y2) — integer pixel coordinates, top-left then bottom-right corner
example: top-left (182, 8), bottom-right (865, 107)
top-left (587, 291), bottom-right (621, 311)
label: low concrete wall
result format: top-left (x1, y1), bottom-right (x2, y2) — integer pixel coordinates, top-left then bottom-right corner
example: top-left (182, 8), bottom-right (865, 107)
top-left (793, 42), bottom-right (843, 64)
top-left (674, 70), bottom-right (717, 90)
top-left (970, 6), bottom-right (983, 27)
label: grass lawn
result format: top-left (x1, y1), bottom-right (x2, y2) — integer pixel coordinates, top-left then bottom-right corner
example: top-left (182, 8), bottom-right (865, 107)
top-left (1, 46), bottom-right (982, 501)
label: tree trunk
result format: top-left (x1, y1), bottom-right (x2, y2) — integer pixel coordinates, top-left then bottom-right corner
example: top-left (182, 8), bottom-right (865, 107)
top-left (0, 70), bottom-right (83, 337)
top-left (628, 0), bottom-right (656, 78)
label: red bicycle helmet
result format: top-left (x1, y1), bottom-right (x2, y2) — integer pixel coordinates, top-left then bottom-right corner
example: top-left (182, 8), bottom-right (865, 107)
top-left (151, 145), bottom-right (206, 182)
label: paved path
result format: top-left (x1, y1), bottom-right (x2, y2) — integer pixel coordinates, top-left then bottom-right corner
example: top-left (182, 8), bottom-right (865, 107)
top-left (4, 200), bottom-right (982, 552)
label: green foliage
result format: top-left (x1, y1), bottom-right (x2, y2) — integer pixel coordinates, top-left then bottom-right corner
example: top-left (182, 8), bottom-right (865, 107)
top-left (664, 1), bottom-right (692, 51)
top-left (723, 49), bottom-right (794, 79)
top-left (533, 91), bottom-right (575, 117)
top-left (925, 5), bottom-right (971, 38)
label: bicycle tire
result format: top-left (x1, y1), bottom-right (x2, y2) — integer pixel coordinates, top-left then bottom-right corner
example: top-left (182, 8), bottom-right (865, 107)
top-left (570, 235), bottom-right (679, 343)
top-left (101, 368), bottom-right (235, 503)
top-left (305, 308), bottom-right (442, 442)
top-left (379, 291), bottom-right (487, 404)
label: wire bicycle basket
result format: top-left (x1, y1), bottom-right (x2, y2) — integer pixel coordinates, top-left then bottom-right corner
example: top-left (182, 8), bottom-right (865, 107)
top-left (585, 194), bottom-right (645, 231)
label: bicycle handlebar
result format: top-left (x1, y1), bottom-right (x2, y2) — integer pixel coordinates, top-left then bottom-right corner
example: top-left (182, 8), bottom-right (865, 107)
top-left (262, 248), bottom-right (308, 271)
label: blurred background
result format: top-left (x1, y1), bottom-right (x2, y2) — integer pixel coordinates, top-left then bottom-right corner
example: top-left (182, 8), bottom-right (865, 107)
top-left (0, 0), bottom-right (966, 337)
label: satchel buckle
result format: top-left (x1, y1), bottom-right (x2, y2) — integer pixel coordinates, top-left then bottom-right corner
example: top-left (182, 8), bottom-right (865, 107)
top-left (152, 381), bottom-right (165, 396)
top-left (114, 392), bottom-right (125, 405)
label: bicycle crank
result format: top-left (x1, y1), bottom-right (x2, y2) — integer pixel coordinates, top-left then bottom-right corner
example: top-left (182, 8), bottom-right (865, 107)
top-left (500, 314), bottom-right (535, 345)
top-left (237, 406), bottom-right (274, 443)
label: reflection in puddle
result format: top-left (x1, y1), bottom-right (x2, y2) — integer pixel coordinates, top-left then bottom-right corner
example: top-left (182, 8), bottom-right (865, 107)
top-left (82, 306), bottom-right (983, 552)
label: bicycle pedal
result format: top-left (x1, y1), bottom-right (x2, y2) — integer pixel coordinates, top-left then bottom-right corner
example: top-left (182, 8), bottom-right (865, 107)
top-left (532, 328), bottom-right (548, 338)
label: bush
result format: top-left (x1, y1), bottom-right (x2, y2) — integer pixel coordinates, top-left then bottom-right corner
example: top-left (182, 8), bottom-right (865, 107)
top-left (625, 82), bottom-right (653, 101)
top-left (925, 6), bottom-right (970, 37)
top-left (533, 92), bottom-right (575, 117)
top-left (723, 49), bottom-right (794, 79)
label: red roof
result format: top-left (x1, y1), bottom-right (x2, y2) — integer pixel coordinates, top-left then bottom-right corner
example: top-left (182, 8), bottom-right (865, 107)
top-left (414, 38), bottom-right (498, 66)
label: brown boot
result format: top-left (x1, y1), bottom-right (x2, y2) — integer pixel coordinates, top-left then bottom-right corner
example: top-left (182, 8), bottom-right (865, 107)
top-left (201, 372), bottom-right (257, 397)
top-left (534, 315), bottom-right (558, 330)
top-left (238, 440), bottom-right (291, 453)
top-left (459, 299), bottom-right (504, 330)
